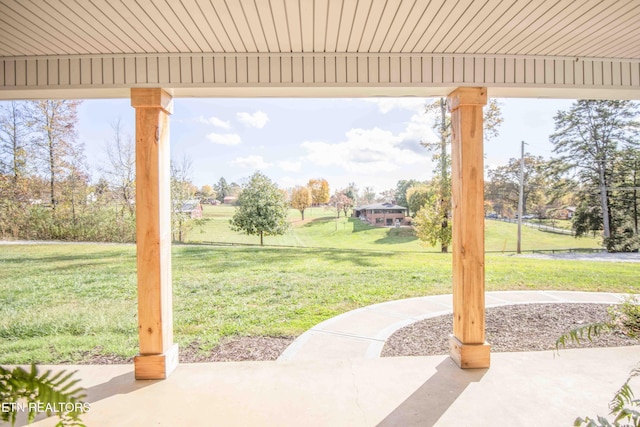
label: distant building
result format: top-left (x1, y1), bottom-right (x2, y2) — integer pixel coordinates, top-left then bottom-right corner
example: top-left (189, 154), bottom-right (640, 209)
top-left (353, 202), bottom-right (408, 227)
top-left (177, 199), bottom-right (203, 219)
top-left (550, 206), bottom-right (576, 220)
top-left (223, 196), bottom-right (238, 205)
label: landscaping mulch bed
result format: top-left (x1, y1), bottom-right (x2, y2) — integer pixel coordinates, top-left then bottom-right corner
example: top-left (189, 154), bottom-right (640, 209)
top-left (74, 303), bottom-right (638, 364)
top-left (381, 303), bottom-right (638, 357)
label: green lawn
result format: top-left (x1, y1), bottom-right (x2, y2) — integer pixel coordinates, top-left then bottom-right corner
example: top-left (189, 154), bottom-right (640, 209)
top-left (189, 205), bottom-right (602, 252)
top-left (1, 242), bottom-right (638, 364)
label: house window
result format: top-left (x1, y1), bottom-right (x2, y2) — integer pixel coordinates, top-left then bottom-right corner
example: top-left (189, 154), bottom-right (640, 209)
top-left (386, 218), bottom-right (393, 226)
top-left (376, 218), bottom-right (383, 224)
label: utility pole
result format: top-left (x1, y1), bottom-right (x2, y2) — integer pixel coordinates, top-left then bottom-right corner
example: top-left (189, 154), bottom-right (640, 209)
top-left (517, 141), bottom-right (525, 254)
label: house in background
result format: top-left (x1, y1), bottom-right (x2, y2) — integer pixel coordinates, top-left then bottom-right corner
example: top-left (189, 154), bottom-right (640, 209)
top-left (353, 203), bottom-right (408, 227)
top-left (550, 206), bottom-right (576, 220)
top-left (223, 196), bottom-right (238, 205)
top-left (178, 199), bottom-right (203, 219)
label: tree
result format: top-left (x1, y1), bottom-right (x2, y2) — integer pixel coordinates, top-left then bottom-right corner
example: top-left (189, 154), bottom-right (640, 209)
top-left (361, 186), bottom-right (376, 204)
top-left (550, 100), bottom-right (639, 246)
top-left (0, 101), bottom-right (30, 183)
top-left (199, 184), bottom-right (214, 198)
top-left (29, 100), bottom-right (82, 211)
top-left (406, 183), bottom-right (433, 217)
top-left (413, 193), bottom-right (451, 251)
top-left (101, 119), bottom-right (135, 217)
top-left (395, 179), bottom-right (419, 212)
top-left (230, 171), bottom-right (290, 245)
top-left (0, 101), bottom-right (32, 238)
top-left (418, 98), bottom-right (503, 252)
top-left (308, 178), bottom-right (330, 206)
top-left (344, 182), bottom-right (359, 206)
top-left (290, 186), bottom-right (312, 220)
top-left (486, 154), bottom-right (547, 217)
top-left (329, 191), bottom-right (353, 218)
top-left (171, 155), bottom-right (196, 242)
top-left (214, 177), bottom-right (230, 202)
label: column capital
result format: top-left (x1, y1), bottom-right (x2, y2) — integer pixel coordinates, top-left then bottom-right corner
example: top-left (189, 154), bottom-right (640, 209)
top-left (447, 87), bottom-right (487, 111)
top-left (131, 88), bottom-right (173, 114)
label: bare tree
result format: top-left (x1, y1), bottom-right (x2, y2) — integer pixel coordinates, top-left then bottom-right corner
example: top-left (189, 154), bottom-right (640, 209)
top-left (102, 118), bottom-right (136, 217)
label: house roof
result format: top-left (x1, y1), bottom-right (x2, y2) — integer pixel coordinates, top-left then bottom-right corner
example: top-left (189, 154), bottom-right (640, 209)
top-left (178, 199), bottom-right (201, 213)
top-left (356, 203), bottom-right (407, 211)
top-left (1, 0), bottom-right (639, 100)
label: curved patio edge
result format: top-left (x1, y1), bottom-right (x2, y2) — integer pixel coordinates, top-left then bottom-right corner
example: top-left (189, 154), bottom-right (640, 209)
top-left (277, 290), bottom-right (632, 362)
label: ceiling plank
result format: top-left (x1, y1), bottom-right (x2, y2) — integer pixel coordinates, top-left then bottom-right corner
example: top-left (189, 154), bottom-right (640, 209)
top-left (378, 0), bottom-right (416, 52)
top-left (89, 0), bottom-right (162, 53)
top-left (346, 0), bottom-right (372, 52)
top-left (269, 0), bottom-right (292, 52)
top-left (1, 0), bottom-right (81, 55)
top-left (444, 0), bottom-right (504, 53)
top-left (323, 0), bottom-right (343, 52)
top-left (313, 0), bottom-right (328, 52)
top-left (390, 0), bottom-right (435, 53)
top-left (254, 0), bottom-right (281, 52)
top-left (356, 0), bottom-right (387, 52)
top-left (199, 0), bottom-right (242, 52)
top-left (526, 0), bottom-right (608, 56)
top-left (239, 0), bottom-right (270, 52)
top-left (335, 0), bottom-right (358, 52)
top-left (284, 0), bottom-right (302, 52)
top-left (215, 0), bottom-right (252, 52)
top-left (367, 1), bottom-right (402, 53)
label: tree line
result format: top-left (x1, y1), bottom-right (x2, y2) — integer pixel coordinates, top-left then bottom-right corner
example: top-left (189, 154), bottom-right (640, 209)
top-left (2, 99), bottom-right (638, 251)
top-left (398, 99), bottom-right (639, 253)
top-left (0, 100), bottom-right (138, 242)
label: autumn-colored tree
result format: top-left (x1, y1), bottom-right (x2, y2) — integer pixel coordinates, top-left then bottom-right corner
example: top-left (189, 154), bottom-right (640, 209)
top-left (29, 100), bottom-right (82, 211)
top-left (199, 184), bottom-right (214, 198)
top-left (290, 186), bottom-right (312, 220)
top-left (308, 178), bottom-right (330, 206)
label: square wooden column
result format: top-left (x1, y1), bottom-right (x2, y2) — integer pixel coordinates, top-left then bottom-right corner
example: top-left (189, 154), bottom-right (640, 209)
top-left (131, 88), bottom-right (178, 379)
top-left (447, 87), bottom-right (490, 369)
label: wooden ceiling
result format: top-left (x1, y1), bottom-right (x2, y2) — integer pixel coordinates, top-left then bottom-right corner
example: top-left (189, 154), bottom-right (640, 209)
top-left (1, 0), bottom-right (639, 59)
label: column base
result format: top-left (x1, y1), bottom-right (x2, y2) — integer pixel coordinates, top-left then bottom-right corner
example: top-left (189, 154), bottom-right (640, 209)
top-left (134, 343), bottom-right (179, 380)
top-left (449, 335), bottom-right (490, 369)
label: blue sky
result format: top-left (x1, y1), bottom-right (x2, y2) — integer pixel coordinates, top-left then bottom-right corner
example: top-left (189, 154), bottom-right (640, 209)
top-left (77, 97), bottom-right (574, 194)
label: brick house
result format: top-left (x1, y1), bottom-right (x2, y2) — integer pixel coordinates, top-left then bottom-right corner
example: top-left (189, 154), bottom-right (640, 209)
top-left (353, 202), bottom-right (408, 226)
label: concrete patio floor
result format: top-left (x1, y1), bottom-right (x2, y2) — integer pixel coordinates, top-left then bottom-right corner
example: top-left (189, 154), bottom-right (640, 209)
top-left (17, 291), bottom-right (640, 426)
top-left (23, 346), bottom-right (639, 427)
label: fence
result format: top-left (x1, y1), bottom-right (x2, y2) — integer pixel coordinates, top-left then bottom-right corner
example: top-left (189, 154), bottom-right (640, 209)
top-left (490, 217), bottom-right (575, 236)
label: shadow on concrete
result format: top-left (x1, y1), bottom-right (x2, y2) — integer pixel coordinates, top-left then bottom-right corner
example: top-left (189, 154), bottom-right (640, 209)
top-left (84, 372), bottom-right (157, 404)
top-left (376, 358), bottom-right (487, 427)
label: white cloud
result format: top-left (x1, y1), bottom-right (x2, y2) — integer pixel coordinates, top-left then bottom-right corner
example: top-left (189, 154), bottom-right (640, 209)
top-left (366, 98), bottom-right (427, 114)
top-left (206, 133), bottom-right (242, 146)
top-left (231, 155), bottom-right (272, 169)
top-left (236, 111), bottom-right (269, 128)
top-left (278, 160), bottom-right (302, 172)
top-left (199, 115), bottom-right (231, 129)
top-left (300, 113), bottom-right (437, 175)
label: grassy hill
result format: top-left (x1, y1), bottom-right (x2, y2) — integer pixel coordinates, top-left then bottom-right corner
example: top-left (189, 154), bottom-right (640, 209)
top-left (187, 205), bottom-right (602, 252)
